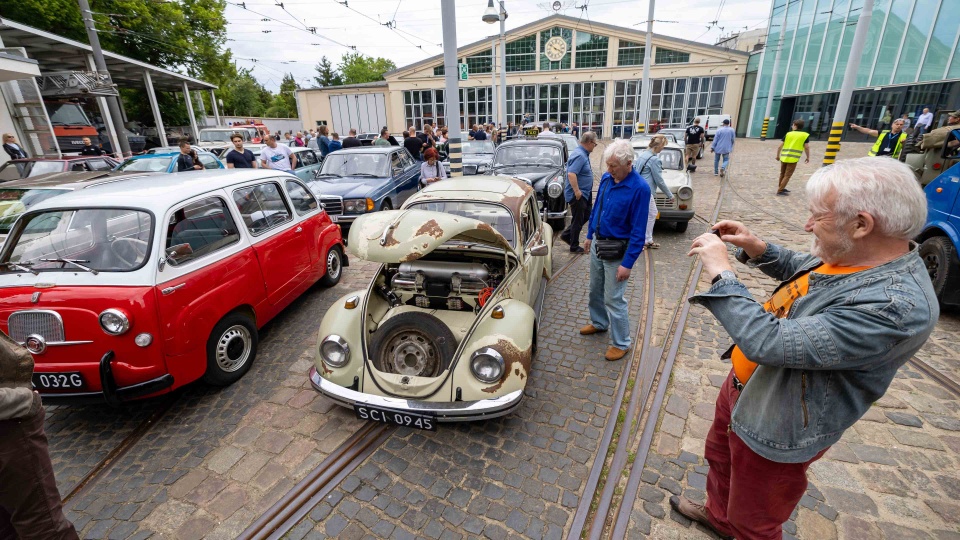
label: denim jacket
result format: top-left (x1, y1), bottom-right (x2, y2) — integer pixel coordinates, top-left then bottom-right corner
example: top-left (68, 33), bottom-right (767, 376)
top-left (690, 242), bottom-right (938, 463)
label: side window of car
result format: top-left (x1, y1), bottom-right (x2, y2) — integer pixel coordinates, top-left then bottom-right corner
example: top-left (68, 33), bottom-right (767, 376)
top-left (71, 162), bottom-right (89, 171)
top-left (284, 180), bottom-right (319, 216)
top-left (401, 150), bottom-right (415, 169)
top-left (391, 153), bottom-right (403, 177)
top-left (300, 151), bottom-right (318, 167)
top-left (88, 159), bottom-right (111, 171)
top-left (520, 199), bottom-right (536, 246)
top-left (231, 182), bottom-right (293, 235)
top-left (164, 197), bottom-right (240, 267)
top-left (199, 154), bottom-right (219, 169)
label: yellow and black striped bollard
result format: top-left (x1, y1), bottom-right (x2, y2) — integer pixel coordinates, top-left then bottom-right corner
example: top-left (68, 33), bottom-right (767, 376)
top-left (823, 121), bottom-right (843, 166)
top-left (635, 123), bottom-right (645, 136)
top-left (760, 117), bottom-right (770, 140)
top-left (448, 137), bottom-right (463, 177)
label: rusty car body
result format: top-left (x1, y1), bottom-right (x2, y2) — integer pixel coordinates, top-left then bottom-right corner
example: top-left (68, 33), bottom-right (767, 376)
top-left (309, 176), bottom-right (552, 427)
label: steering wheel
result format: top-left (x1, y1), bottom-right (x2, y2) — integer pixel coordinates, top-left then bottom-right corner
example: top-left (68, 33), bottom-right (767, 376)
top-left (111, 238), bottom-right (149, 266)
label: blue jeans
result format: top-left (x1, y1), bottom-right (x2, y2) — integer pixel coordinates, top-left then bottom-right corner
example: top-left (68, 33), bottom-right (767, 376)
top-left (588, 247), bottom-right (632, 349)
top-left (714, 152), bottom-right (730, 173)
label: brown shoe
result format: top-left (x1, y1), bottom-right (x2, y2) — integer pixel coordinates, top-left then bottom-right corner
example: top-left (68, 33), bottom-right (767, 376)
top-left (604, 346), bottom-right (628, 361)
top-left (669, 496), bottom-right (733, 540)
top-left (580, 324), bottom-right (607, 335)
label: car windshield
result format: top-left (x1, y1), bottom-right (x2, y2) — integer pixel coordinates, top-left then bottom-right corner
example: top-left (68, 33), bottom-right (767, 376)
top-left (117, 156), bottom-right (172, 172)
top-left (494, 146), bottom-right (561, 167)
top-left (463, 141), bottom-right (495, 154)
top-left (45, 103), bottom-right (90, 126)
top-left (319, 153), bottom-right (389, 177)
top-left (0, 188), bottom-right (70, 233)
top-left (405, 201), bottom-right (516, 247)
top-left (635, 148), bottom-right (684, 171)
top-left (2, 208), bottom-right (153, 272)
top-left (199, 131), bottom-right (237, 143)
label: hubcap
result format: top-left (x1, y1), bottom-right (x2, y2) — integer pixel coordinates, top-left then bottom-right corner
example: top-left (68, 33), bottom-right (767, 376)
top-left (382, 331), bottom-right (439, 377)
top-left (216, 325), bottom-right (252, 372)
top-left (327, 250), bottom-right (341, 279)
top-left (924, 253), bottom-right (940, 281)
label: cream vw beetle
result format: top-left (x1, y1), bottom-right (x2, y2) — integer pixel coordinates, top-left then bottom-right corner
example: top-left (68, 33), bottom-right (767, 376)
top-left (309, 177), bottom-right (551, 429)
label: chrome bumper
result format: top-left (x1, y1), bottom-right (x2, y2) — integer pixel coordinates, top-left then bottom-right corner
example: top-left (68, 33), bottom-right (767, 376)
top-left (545, 210), bottom-right (567, 219)
top-left (330, 214), bottom-right (356, 223)
top-left (309, 367), bottom-right (523, 422)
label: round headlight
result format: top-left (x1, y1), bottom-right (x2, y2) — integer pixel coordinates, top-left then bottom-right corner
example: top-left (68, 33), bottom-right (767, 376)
top-left (470, 347), bottom-right (505, 384)
top-left (320, 335), bottom-right (350, 368)
top-left (547, 181), bottom-right (563, 199)
top-left (678, 186), bottom-right (693, 200)
top-left (99, 309), bottom-right (130, 336)
top-left (344, 200), bottom-right (356, 212)
top-left (135, 333), bottom-right (153, 347)
top-left (477, 165), bottom-right (488, 173)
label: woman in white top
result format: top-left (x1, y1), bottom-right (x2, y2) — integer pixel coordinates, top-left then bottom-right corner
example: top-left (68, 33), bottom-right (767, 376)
top-left (633, 134), bottom-right (674, 249)
top-left (419, 147), bottom-right (446, 186)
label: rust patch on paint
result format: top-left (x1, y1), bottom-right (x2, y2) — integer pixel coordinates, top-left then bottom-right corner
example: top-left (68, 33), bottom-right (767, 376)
top-left (482, 338), bottom-right (531, 394)
top-left (415, 219), bottom-right (444, 239)
top-left (400, 251), bottom-right (425, 262)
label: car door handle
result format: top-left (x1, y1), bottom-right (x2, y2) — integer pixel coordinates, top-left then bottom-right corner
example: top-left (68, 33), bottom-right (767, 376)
top-left (161, 283), bottom-right (186, 295)
top-left (295, 226), bottom-right (303, 233)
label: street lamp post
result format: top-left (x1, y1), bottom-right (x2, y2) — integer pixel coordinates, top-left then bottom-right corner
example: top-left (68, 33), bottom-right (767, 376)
top-left (483, 0), bottom-right (507, 131)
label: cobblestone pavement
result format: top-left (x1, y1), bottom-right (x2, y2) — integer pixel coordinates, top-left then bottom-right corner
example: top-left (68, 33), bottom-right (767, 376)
top-left (49, 260), bottom-right (380, 539)
top-left (629, 139), bottom-right (960, 540)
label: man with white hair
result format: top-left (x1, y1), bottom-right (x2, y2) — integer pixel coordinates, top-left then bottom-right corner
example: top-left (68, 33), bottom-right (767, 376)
top-left (582, 139), bottom-right (651, 361)
top-left (675, 157), bottom-right (938, 540)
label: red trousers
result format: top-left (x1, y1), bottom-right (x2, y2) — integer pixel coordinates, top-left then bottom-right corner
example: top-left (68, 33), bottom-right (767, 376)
top-left (704, 370), bottom-right (828, 540)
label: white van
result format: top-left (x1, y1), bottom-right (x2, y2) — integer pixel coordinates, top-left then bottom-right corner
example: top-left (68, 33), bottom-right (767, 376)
top-left (693, 114), bottom-right (732, 140)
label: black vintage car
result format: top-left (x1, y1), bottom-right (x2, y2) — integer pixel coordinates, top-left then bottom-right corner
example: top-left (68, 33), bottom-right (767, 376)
top-left (491, 138), bottom-right (568, 230)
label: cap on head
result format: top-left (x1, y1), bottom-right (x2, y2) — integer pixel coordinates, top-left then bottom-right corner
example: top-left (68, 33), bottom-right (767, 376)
top-left (949, 110), bottom-right (960, 119)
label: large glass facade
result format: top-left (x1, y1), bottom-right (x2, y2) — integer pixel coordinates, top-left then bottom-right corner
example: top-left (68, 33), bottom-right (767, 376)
top-left (574, 32), bottom-right (608, 69)
top-left (403, 88), bottom-right (492, 131)
top-left (539, 27), bottom-right (573, 71)
top-left (618, 40), bottom-right (645, 67)
top-left (748, 0), bottom-right (960, 137)
top-left (611, 76), bottom-right (727, 137)
top-left (505, 35), bottom-right (536, 72)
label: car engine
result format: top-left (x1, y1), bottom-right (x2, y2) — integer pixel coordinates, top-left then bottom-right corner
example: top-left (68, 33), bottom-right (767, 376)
top-left (381, 259), bottom-right (505, 312)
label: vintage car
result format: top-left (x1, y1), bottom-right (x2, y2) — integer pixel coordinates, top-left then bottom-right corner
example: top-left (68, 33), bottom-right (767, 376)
top-left (558, 133), bottom-right (579, 154)
top-left (917, 130), bottom-right (960, 307)
top-left (460, 139), bottom-right (496, 176)
top-left (491, 138), bottom-right (568, 230)
top-left (196, 127), bottom-right (252, 155)
top-left (0, 156), bottom-right (120, 182)
top-left (115, 151), bottom-right (225, 173)
top-left (0, 170), bottom-right (345, 404)
top-left (631, 140), bottom-right (694, 232)
top-left (289, 147), bottom-right (324, 182)
top-left (659, 128), bottom-right (705, 160)
top-left (310, 176), bottom-right (551, 427)
top-left (304, 146), bottom-right (421, 235)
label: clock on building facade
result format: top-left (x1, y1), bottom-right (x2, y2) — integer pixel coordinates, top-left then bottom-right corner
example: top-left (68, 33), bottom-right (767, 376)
top-left (543, 36), bottom-right (568, 62)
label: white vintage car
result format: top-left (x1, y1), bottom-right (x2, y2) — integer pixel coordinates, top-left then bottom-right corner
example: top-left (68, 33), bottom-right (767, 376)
top-left (631, 140), bottom-right (695, 232)
top-left (309, 176), bottom-right (552, 429)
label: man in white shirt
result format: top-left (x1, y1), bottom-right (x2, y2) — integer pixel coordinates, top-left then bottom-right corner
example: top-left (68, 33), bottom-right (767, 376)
top-left (915, 108), bottom-right (934, 136)
top-left (260, 135), bottom-right (297, 171)
top-left (538, 122), bottom-right (558, 138)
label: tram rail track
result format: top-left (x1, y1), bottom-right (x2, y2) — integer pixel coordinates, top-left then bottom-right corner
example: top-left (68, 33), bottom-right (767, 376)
top-left (908, 357), bottom-right (960, 398)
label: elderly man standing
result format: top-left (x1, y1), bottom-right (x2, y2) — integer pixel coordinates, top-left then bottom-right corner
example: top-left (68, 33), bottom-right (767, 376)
top-left (582, 139), bottom-right (651, 361)
top-left (675, 157), bottom-right (937, 540)
top-left (560, 131), bottom-right (598, 253)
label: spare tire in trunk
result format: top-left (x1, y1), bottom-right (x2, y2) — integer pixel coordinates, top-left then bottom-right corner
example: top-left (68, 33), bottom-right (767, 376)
top-left (370, 312), bottom-right (457, 377)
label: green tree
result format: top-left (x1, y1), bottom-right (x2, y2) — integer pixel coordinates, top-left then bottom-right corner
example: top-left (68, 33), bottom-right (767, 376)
top-left (218, 69), bottom-right (270, 117)
top-left (276, 73), bottom-right (298, 117)
top-left (338, 53), bottom-right (397, 85)
top-left (313, 56), bottom-right (342, 87)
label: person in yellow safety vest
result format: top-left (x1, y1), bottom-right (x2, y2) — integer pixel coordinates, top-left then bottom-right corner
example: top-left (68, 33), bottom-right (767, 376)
top-left (774, 119), bottom-right (811, 196)
top-left (848, 118), bottom-right (907, 159)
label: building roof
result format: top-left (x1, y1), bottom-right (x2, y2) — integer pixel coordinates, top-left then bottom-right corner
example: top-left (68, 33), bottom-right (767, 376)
top-left (0, 17), bottom-right (215, 91)
top-left (298, 80), bottom-right (388, 92)
top-left (386, 13), bottom-right (749, 77)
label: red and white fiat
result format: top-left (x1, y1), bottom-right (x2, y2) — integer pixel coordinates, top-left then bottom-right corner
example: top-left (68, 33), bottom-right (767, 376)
top-left (0, 170), bottom-right (345, 404)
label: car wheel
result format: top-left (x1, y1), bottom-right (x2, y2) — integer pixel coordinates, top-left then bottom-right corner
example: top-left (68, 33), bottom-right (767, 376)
top-left (203, 313), bottom-right (258, 386)
top-left (548, 218), bottom-right (565, 232)
top-left (370, 312), bottom-right (456, 378)
top-left (319, 245), bottom-right (343, 287)
top-left (920, 236), bottom-right (958, 301)
top-left (675, 221), bottom-right (689, 233)
top-left (380, 201), bottom-right (392, 211)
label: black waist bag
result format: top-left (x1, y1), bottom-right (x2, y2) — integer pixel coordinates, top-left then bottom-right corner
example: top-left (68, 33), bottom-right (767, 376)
top-left (594, 237), bottom-right (628, 260)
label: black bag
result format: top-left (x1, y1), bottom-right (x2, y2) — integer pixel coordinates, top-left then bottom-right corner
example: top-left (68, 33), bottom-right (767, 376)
top-left (593, 180), bottom-right (628, 261)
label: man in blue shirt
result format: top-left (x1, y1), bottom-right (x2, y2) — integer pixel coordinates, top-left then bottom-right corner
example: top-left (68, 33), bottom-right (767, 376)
top-left (560, 132), bottom-right (598, 253)
top-left (582, 139), bottom-right (651, 361)
top-left (711, 119), bottom-right (736, 177)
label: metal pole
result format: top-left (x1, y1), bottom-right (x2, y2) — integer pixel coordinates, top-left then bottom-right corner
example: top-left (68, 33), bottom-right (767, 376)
top-left (823, 0), bottom-right (874, 165)
top-left (638, 0), bottom-right (654, 135)
top-left (441, 0), bottom-right (463, 177)
top-left (761, 1), bottom-right (790, 140)
top-left (143, 70), bottom-right (166, 145)
top-left (210, 89), bottom-right (222, 126)
top-left (77, 0), bottom-right (131, 157)
top-left (183, 81), bottom-right (199, 142)
top-left (86, 54), bottom-right (120, 158)
top-left (499, 1), bottom-right (507, 130)
top-left (491, 39), bottom-right (497, 127)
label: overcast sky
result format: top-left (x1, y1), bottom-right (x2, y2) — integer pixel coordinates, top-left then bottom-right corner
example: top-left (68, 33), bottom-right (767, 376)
top-left (224, 0), bottom-right (772, 92)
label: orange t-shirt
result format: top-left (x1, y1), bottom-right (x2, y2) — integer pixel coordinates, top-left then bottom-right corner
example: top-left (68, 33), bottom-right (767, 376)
top-left (731, 264), bottom-right (872, 385)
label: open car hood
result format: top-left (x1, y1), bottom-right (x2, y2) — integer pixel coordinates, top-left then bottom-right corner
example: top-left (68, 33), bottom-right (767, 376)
top-left (347, 209), bottom-right (513, 263)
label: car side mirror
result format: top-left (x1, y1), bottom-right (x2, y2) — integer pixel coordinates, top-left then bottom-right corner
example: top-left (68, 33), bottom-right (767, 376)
top-left (527, 243), bottom-right (549, 257)
top-left (159, 243), bottom-right (193, 270)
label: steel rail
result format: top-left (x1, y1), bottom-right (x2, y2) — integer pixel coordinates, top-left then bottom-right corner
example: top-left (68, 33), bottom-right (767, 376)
top-left (239, 422), bottom-right (394, 540)
top-left (62, 394), bottom-right (178, 506)
top-left (568, 249), bottom-right (655, 539)
top-left (908, 357), bottom-right (960, 398)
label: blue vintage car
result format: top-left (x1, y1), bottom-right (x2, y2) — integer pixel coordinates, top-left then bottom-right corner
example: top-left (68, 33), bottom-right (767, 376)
top-left (304, 147), bottom-right (421, 234)
top-left (114, 150), bottom-right (225, 173)
top-left (919, 128), bottom-right (960, 307)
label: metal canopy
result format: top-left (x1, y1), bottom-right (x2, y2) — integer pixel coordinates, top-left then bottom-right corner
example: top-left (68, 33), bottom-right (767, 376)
top-left (0, 17), bottom-right (216, 91)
